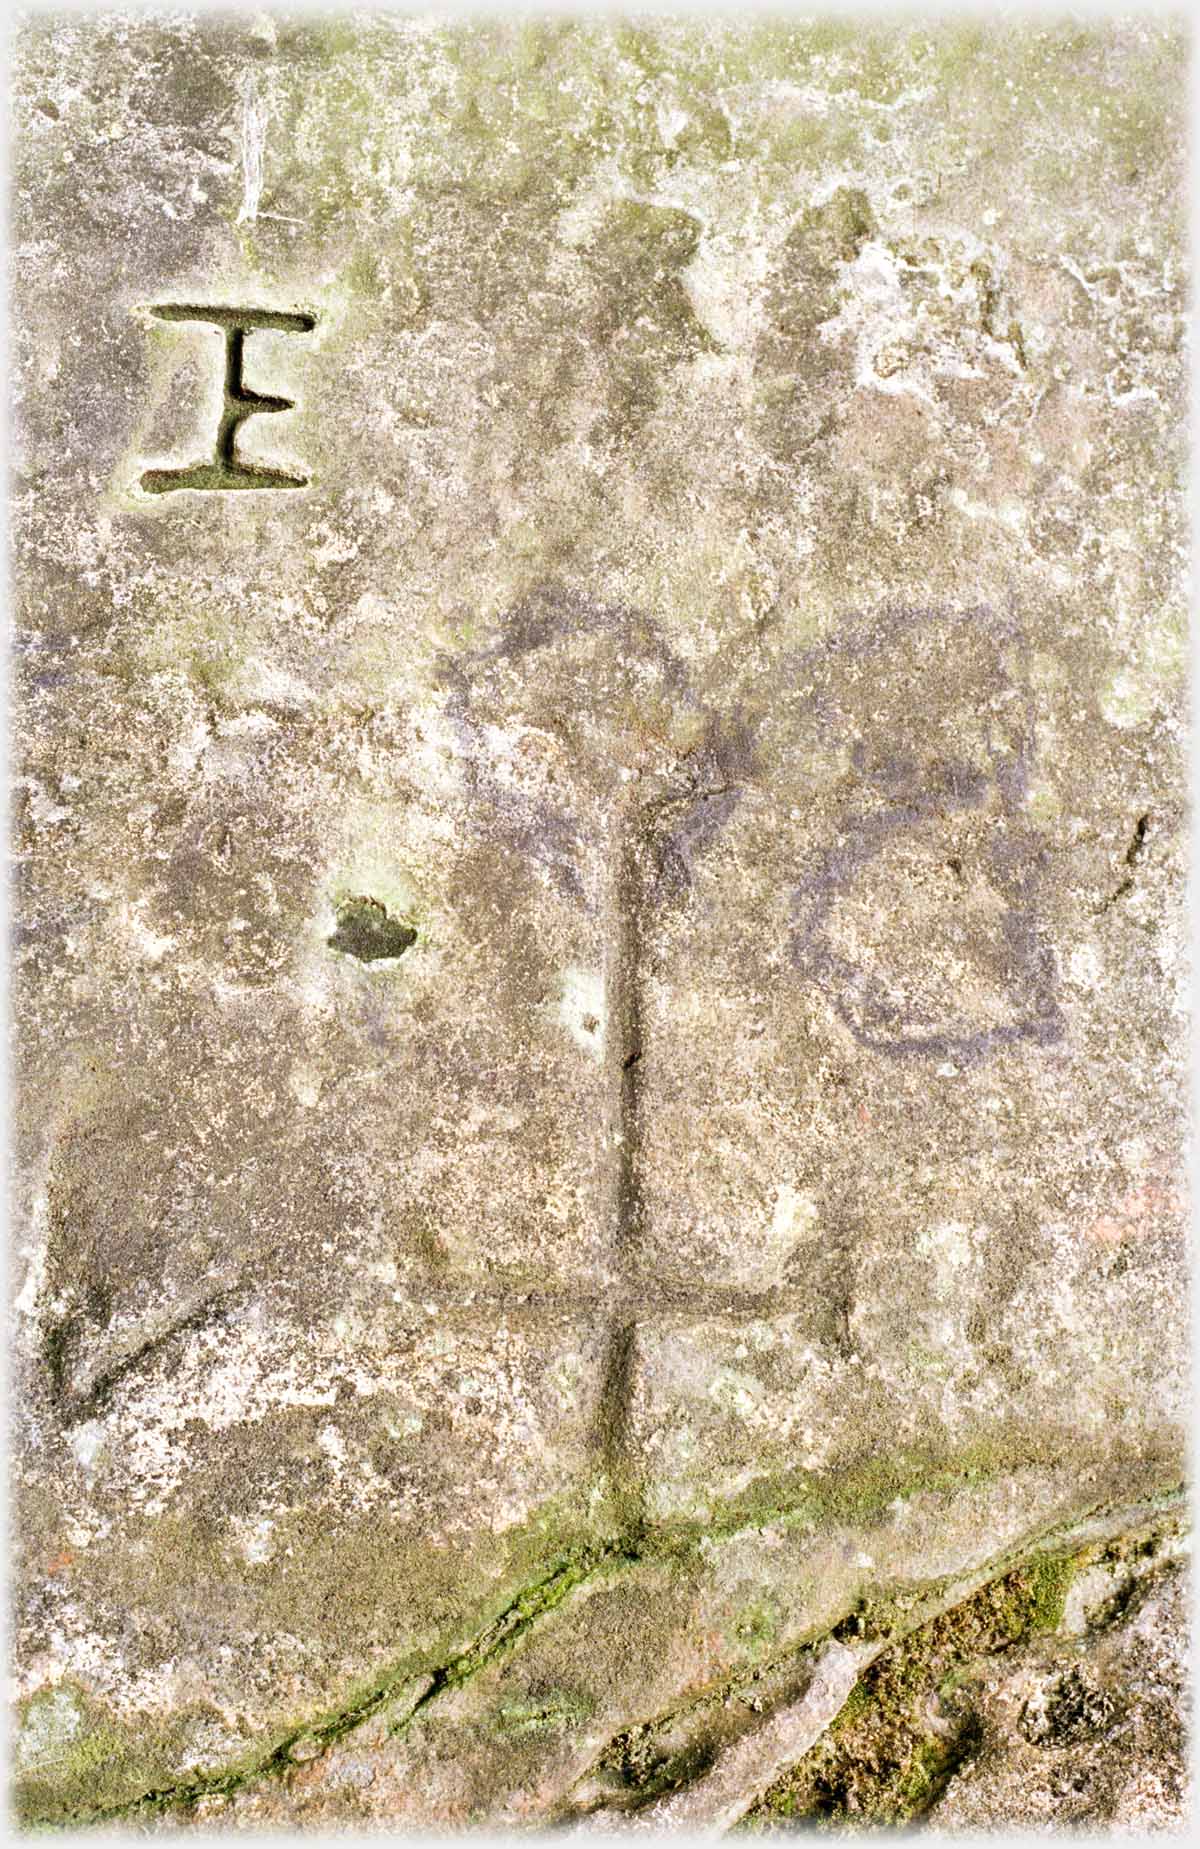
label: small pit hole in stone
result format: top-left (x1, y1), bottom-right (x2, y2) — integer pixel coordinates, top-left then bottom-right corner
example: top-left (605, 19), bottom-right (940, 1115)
top-left (328, 896), bottom-right (417, 963)
top-left (582, 1013), bottom-right (600, 1034)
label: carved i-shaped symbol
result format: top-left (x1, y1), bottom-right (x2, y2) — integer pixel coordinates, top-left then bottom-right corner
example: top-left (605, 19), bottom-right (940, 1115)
top-left (140, 304), bottom-right (317, 494)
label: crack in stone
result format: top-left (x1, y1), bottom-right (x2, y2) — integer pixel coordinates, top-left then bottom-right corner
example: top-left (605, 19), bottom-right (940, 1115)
top-left (1095, 812), bottom-right (1151, 914)
top-left (86, 1537), bottom-right (639, 1824)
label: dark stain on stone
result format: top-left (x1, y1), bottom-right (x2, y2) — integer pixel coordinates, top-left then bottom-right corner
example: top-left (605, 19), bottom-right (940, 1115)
top-left (791, 789), bottom-right (1062, 1064)
top-left (328, 897), bottom-right (417, 962)
top-left (786, 602), bottom-right (1062, 1064)
top-left (480, 581), bottom-right (693, 700)
top-left (650, 708), bottom-right (761, 904)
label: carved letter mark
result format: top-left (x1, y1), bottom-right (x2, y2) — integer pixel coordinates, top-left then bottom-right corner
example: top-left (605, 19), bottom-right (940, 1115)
top-left (140, 304), bottom-right (316, 494)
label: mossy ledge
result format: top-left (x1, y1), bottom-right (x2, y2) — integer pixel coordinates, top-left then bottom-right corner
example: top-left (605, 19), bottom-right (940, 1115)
top-left (15, 1536), bottom-right (637, 1830)
top-left (20, 1475), bottom-right (1184, 1830)
top-left (553, 1501), bottom-right (1183, 1830)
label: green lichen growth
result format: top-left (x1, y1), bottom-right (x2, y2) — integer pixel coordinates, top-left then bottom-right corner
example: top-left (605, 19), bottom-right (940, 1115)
top-left (490, 1688), bottom-right (595, 1739)
top-left (742, 1544), bottom-right (1086, 1832)
top-left (12, 1684), bottom-right (207, 1829)
top-left (732, 1597), bottom-right (782, 1661)
top-left (1011, 1551), bottom-right (1077, 1636)
top-left (647, 1428), bottom-right (1037, 1553)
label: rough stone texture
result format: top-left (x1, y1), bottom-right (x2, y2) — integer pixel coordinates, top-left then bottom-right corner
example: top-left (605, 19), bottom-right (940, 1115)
top-left (924, 1553), bottom-right (1191, 1835)
top-left (9, 11), bottom-right (1188, 1832)
top-left (742, 1515), bottom-right (1191, 1835)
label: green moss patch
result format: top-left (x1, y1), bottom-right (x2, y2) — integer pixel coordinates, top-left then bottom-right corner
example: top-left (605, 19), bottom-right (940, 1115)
top-left (741, 1547), bottom-right (1084, 1831)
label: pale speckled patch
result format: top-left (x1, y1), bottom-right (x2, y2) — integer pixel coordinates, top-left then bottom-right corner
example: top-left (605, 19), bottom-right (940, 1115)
top-left (557, 964), bottom-right (607, 1059)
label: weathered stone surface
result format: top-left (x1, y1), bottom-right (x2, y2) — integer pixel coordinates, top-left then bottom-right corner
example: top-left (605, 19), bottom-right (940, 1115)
top-left (926, 1561), bottom-right (1190, 1835)
top-left (9, 11), bottom-right (1188, 1831)
top-left (742, 1514), bottom-right (1190, 1834)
